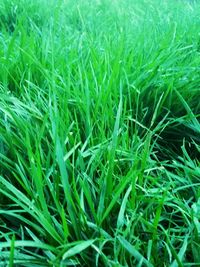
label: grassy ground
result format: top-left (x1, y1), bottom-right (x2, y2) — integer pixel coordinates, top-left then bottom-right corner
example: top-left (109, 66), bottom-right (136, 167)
top-left (0, 0), bottom-right (200, 266)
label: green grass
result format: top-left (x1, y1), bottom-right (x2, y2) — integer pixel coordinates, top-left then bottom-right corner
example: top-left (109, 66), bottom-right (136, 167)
top-left (0, 0), bottom-right (200, 266)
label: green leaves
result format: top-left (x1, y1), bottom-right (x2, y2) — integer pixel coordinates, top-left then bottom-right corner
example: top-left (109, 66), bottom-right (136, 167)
top-left (55, 137), bottom-right (80, 238)
top-left (192, 199), bottom-right (200, 234)
top-left (62, 239), bottom-right (96, 260)
top-left (0, 0), bottom-right (199, 265)
top-left (9, 234), bottom-right (15, 267)
top-left (170, 234), bottom-right (189, 267)
top-left (105, 92), bottom-right (123, 198)
top-left (118, 236), bottom-right (153, 267)
top-left (0, 240), bottom-right (57, 252)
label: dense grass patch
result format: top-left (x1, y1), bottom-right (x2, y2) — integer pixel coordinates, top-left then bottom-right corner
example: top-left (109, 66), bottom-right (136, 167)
top-left (0, 0), bottom-right (200, 266)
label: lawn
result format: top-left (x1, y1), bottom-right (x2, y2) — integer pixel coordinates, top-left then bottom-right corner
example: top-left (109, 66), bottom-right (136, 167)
top-left (0, 0), bottom-right (200, 266)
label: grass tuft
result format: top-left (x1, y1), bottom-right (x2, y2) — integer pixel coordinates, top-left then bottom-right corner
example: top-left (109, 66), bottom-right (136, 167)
top-left (0, 0), bottom-right (200, 265)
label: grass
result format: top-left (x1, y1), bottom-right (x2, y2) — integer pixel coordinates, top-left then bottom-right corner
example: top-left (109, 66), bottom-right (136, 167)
top-left (0, 0), bottom-right (200, 266)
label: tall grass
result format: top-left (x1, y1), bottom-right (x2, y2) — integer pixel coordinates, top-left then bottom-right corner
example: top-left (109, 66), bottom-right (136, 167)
top-left (0, 0), bottom-right (200, 266)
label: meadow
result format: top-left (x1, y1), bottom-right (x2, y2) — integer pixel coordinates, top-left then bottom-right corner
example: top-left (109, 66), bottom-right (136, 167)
top-left (0, 0), bottom-right (200, 266)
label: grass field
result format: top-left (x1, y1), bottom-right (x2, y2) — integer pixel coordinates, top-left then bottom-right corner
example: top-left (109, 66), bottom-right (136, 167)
top-left (0, 0), bottom-right (200, 266)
